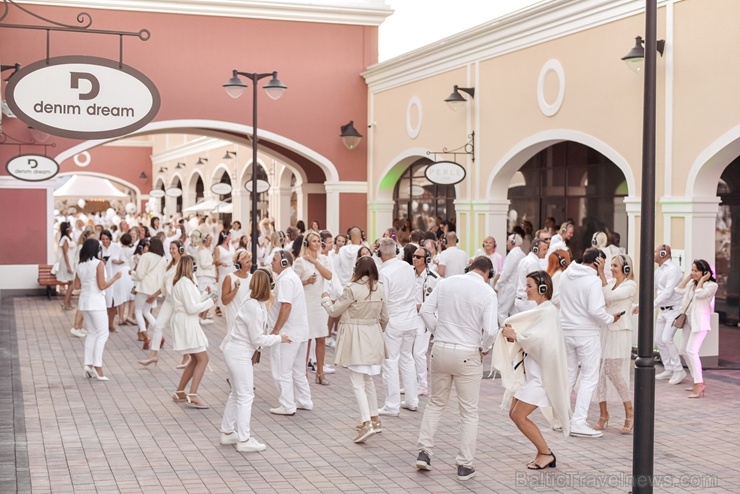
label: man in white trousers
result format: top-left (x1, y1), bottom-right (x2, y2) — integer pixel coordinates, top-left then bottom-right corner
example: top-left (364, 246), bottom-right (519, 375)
top-left (495, 234), bottom-right (525, 325)
top-left (650, 244), bottom-right (686, 384)
top-left (378, 238), bottom-right (419, 415)
top-left (513, 236), bottom-right (548, 314)
top-left (559, 247), bottom-right (620, 438)
top-left (268, 250), bottom-right (313, 415)
top-left (412, 246), bottom-right (439, 396)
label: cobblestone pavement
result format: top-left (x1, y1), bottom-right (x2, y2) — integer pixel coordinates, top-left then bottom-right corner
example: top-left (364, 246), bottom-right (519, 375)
top-left (4, 294), bottom-right (740, 493)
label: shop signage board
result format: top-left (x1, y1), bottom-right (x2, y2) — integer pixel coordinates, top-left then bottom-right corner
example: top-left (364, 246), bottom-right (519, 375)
top-left (245, 179), bottom-right (270, 193)
top-left (5, 154), bottom-right (59, 182)
top-left (5, 56), bottom-right (160, 139)
top-left (425, 160), bottom-right (466, 185)
top-left (211, 183), bottom-right (233, 195)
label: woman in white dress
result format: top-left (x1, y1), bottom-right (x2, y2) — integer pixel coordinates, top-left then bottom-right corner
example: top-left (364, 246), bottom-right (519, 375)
top-left (320, 256), bottom-right (389, 443)
top-left (496, 270), bottom-right (569, 470)
top-left (676, 259), bottom-right (718, 398)
top-left (593, 254), bottom-right (636, 433)
top-left (220, 249), bottom-right (252, 340)
top-left (118, 232), bottom-right (138, 326)
top-left (138, 240), bottom-right (184, 366)
top-left (171, 255), bottom-right (217, 409)
top-left (294, 231), bottom-right (335, 385)
top-left (58, 221), bottom-right (77, 310)
top-left (75, 238), bottom-right (122, 380)
top-left (196, 234), bottom-right (217, 325)
top-left (220, 270), bottom-right (291, 453)
top-left (213, 231), bottom-right (235, 313)
top-left (101, 230), bottom-right (130, 332)
top-left (131, 238), bottom-right (167, 349)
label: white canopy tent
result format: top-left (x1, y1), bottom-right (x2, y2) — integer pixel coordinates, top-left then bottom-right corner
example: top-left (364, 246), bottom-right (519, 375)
top-left (54, 175), bottom-right (128, 200)
top-left (182, 199), bottom-right (232, 214)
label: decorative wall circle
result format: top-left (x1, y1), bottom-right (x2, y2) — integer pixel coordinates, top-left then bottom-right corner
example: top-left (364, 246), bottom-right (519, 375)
top-left (537, 59), bottom-right (565, 117)
top-left (406, 96), bottom-right (422, 139)
top-left (73, 151), bottom-right (91, 167)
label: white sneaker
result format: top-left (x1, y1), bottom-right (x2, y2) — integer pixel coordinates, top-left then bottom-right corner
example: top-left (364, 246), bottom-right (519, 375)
top-left (269, 406), bottom-right (296, 416)
top-left (569, 423), bottom-right (603, 438)
top-left (70, 328), bottom-right (87, 338)
top-left (655, 370), bottom-right (673, 380)
top-left (220, 432), bottom-right (238, 445)
top-left (201, 319), bottom-right (214, 325)
top-left (236, 437), bottom-right (266, 453)
top-left (323, 365), bottom-right (336, 374)
top-left (326, 337), bottom-right (336, 348)
top-left (378, 406), bottom-right (399, 417)
top-left (401, 401), bottom-right (418, 412)
top-left (668, 369), bottom-right (687, 385)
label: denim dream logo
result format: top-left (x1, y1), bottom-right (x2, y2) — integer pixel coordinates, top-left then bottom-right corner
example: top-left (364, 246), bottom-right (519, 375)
top-left (6, 56), bottom-right (160, 140)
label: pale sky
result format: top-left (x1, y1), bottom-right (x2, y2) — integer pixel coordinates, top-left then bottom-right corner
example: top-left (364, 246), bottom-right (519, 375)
top-left (379, 0), bottom-right (543, 62)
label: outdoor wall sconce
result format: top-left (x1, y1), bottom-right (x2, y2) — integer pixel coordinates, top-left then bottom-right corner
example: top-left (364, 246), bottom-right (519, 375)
top-left (223, 151), bottom-right (237, 159)
top-left (621, 36), bottom-right (665, 73)
top-left (445, 85), bottom-right (475, 111)
top-left (1, 63), bottom-right (20, 81)
top-left (196, 157), bottom-right (208, 165)
top-left (158, 167), bottom-right (167, 173)
top-left (175, 162), bottom-right (185, 169)
top-left (139, 172), bottom-right (148, 180)
top-left (340, 121), bottom-right (363, 150)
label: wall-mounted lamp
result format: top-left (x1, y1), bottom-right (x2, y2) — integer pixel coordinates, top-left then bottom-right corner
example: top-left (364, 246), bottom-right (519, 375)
top-left (223, 150), bottom-right (237, 159)
top-left (175, 162), bottom-right (185, 169)
top-left (158, 167), bottom-right (167, 173)
top-left (1, 63), bottom-right (20, 81)
top-left (621, 36), bottom-right (665, 73)
top-left (196, 157), bottom-right (208, 165)
top-left (340, 121), bottom-right (363, 150)
top-left (139, 172), bottom-right (148, 180)
top-left (445, 85), bottom-right (475, 111)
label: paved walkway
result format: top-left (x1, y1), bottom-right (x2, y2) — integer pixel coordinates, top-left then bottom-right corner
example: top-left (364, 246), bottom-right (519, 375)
top-left (4, 294), bottom-right (740, 493)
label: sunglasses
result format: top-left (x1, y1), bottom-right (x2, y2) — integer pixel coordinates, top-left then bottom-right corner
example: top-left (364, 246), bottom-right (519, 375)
top-left (413, 254), bottom-right (426, 259)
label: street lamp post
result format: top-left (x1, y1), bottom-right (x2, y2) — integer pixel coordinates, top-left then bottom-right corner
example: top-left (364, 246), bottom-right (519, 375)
top-left (632, 1), bottom-right (658, 492)
top-left (223, 70), bottom-right (286, 272)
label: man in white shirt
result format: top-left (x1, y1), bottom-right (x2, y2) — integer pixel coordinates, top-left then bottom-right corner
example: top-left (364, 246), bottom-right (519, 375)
top-left (336, 227), bottom-right (365, 288)
top-left (559, 248), bottom-right (619, 438)
top-left (378, 238), bottom-right (419, 415)
top-left (548, 220), bottom-right (574, 256)
top-left (415, 256), bottom-right (497, 481)
top-left (513, 237), bottom-right (548, 313)
top-left (496, 233), bottom-right (525, 325)
top-left (437, 232), bottom-right (468, 278)
top-left (268, 250), bottom-right (313, 415)
top-left (650, 244), bottom-right (686, 384)
top-left (412, 246), bottom-right (439, 396)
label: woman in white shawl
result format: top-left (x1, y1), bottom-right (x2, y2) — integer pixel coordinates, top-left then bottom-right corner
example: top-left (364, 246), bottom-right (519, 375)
top-left (494, 270), bottom-right (569, 470)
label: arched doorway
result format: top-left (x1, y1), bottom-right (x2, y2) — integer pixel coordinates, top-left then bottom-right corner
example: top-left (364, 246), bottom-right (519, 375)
top-left (393, 157), bottom-right (457, 232)
top-left (715, 158), bottom-right (740, 325)
top-left (508, 141), bottom-right (628, 260)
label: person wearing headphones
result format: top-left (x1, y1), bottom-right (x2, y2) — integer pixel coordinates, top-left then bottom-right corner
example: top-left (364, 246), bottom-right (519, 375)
top-left (496, 233), bottom-right (526, 325)
top-left (221, 249), bottom-right (253, 336)
top-left (437, 232), bottom-right (468, 278)
top-left (412, 247), bottom-right (439, 396)
top-left (337, 227), bottom-right (366, 288)
top-left (415, 256), bottom-right (497, 481)
top-left (547, 221), bottom-right (574, 256)
top-left (268, 250), bottom-right (313, 415)
top-left (546, 249), bottom-right (571, 308)
top-left (594, 254), bottom-right (637, 434)
top-left (559, 247), bottom-right (620, 438)
top-left (637, 244), bottom-right (685, 385)
top-left (473, 236), bottom-right (504, 283)
top-left (514, 235), bottom-right (549, 314)
top-left (495, 270), bottom-right (569, 470)
top-left (377, 237), bottom-right (419, 415)
top-left (294, 231), bottom-right (335, 385)
top-left (196, 234), bottom-right (217, 326)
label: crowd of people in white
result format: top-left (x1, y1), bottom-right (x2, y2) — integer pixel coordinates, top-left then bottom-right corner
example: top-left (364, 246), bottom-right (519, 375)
top-left (52, 211), bottom-right (717, 481)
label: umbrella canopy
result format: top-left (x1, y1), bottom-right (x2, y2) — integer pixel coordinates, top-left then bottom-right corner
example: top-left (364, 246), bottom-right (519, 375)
top-left (182, 199), bottom-right (231, 213)
top-left (54, 175), bottom-right (128, 200)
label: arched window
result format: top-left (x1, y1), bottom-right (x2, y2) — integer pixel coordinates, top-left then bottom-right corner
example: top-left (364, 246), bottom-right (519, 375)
top-left (393, 158), bottom-right (456, 231)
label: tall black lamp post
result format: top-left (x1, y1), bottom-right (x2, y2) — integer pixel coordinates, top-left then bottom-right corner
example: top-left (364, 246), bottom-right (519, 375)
top-left (633, 1), bottom-right (658, 492)
top-left (223, 70), bottom-right (286, 272)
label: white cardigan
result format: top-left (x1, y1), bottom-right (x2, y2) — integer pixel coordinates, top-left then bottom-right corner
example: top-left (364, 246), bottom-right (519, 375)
top-left (132, 252), bottom-right (166, 296)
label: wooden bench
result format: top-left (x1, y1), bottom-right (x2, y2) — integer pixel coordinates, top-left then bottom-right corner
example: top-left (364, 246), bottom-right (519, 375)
top-left (37, 264), bottom-right (66, 299)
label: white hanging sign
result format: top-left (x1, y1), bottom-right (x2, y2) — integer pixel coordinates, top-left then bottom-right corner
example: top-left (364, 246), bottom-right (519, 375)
top-left (5, 154), bottom-right (59, 182)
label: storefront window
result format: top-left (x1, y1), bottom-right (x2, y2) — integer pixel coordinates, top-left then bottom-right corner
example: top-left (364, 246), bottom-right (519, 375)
top-left (393, 158), bottom-right (456, 231)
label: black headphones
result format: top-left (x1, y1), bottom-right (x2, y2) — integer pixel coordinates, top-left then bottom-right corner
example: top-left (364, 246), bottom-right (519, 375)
top-left (509, 234), bottom-right (517, 246)
top-left (560, 221), bottom-right (572, 235)
top-left (532, 239), bottom-right (541, 255)
top-left (422, 247), bottom-right (432, 266)
top-left (465, 263), bottom-right (494, 280)
top-left (234, 249), bottom-right (247, 270)
top-left (482, 238), bottom-right (497, 249)
top-left (375, 243), bottom-right (400, 257)
top-left (619, 254), bottom-right (631, 275)
top-left (278, 250), bottom-right (289, 268)
top-left (591, 232), bottom-right (598, 246)
top-left (659, 244), bottom-right (667, 258)
top-left (553, 251), bottom-right (567, 267)
top-left (347, 226), bottom-right (366, 242)
top-left (173, 241), bottom-right (184, 255)
top-left (303, 232), bottom-right (325, 251)
top-left (532, 270), bottom-right (548, 295)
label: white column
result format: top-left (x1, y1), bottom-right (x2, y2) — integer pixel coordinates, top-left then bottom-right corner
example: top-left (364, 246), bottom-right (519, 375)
top-left (471, 199), bottom-right (510, 253)
top-left (235, 188), bottom-right (250, 225)
top-left (325, 181), bottom-right (367, 236)
top-left (367, 201), bottom-right (394, 241)
top-left (624, 196), bottom-right (641, 259)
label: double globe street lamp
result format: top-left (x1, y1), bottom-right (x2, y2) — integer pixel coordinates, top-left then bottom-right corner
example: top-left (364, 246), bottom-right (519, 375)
top-left (223, 70), bottom-right (287, 272)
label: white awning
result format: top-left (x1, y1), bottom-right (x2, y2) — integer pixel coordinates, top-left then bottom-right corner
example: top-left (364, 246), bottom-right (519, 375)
top-left (183, 199), bottom-right (231, 213)
top-left (54, 175), bottom-right (128, 200)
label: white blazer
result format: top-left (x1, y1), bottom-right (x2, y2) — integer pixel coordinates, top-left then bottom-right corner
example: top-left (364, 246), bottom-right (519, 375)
top-left (675, 280), bottom-right (717, 333)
